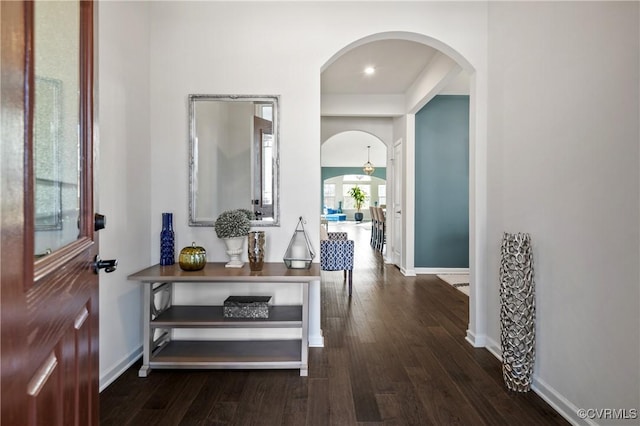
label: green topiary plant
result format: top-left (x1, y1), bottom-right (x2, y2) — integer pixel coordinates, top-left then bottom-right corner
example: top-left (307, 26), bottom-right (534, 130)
top-left (214, 209), bottom-right (251, 239)
top-left (347, 185), bottom-right (367, 212)
top-left (236, 209), bottom-right (256, 222)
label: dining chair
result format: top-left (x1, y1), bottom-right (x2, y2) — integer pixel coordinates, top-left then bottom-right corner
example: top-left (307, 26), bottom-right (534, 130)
top-left (369, 206), bottom-right (377, 247)
top-left (375, 207), bottom-right (386, 252)
top-left (320, 232), bottom-right (355, 296)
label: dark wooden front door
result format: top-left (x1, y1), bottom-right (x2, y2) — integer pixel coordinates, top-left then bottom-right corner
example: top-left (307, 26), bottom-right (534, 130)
top-left (1, 1), bottom-right (100, 425)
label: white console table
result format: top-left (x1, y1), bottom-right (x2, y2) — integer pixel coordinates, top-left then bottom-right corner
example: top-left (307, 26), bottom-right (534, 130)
top-left (128, 263), bottom-right (320, 377)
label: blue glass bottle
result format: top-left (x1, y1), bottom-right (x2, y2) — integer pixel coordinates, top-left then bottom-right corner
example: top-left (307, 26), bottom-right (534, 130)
top-left (160, 212), bottom-right (175, 265)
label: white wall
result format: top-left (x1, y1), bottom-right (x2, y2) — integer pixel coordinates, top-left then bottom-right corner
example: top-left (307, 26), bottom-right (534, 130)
top-left (98, 1), bottom-right (482, 385)
top-left (321, 117), bottom-right (394, 148)
top-left (97, 1), bottom-right (151, 390)
top-left (145, 2), bottom-right (484, 261)
top-left (147, 1), bottom-right (488, 264)
top-left (322, 94), bottom-right (405, 116)
top-left (98, 3), bottom-right (640, 425)
top-left (405, 51), bottom-right (462, 113)
top-left (487, 2), bottom-right (639, 424)
top-left (143, 0), bottom-right (488, 352)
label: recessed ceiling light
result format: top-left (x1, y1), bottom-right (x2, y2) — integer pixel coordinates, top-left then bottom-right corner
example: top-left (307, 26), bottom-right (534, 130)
top-left (364, 66), bottom-right (375, 75)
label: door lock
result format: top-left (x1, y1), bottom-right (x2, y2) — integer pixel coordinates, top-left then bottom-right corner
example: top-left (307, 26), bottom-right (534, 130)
top-left (93, 255), bottom-right (118, 274)
top-left (94, 213), bottom-right (106, 231)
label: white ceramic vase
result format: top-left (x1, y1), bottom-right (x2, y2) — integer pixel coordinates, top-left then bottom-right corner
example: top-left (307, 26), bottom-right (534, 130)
top-left (223, 236), bottom-right (245, 268)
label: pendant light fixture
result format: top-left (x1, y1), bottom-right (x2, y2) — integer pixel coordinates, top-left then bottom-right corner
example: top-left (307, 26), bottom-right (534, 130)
top-left (363, 145), bottom-right (375, 176)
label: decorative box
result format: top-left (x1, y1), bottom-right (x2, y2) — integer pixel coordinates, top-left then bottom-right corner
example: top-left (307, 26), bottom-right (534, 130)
top-left (223, 296), bottom-right (271, 319)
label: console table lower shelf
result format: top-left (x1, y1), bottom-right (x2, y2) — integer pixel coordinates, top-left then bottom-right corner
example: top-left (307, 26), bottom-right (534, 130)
top-left (128, 262), bottom-right (320, 378)
top-left (147, 340), bottom-right (304, 372)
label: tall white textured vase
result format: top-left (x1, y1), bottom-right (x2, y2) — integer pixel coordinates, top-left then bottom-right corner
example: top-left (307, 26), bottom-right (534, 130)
top-left (499, 232), bottom-right (535, 392)
top-left (223, 237), bottom-right (245, 268)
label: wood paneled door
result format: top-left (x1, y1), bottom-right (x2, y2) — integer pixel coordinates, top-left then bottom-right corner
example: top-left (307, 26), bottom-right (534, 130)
top-left (1, 1), bottom-right (102, 425)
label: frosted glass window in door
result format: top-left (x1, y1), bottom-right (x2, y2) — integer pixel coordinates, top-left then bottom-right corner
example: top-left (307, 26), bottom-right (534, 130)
top-left (34, 0), bottom-right (81, 256)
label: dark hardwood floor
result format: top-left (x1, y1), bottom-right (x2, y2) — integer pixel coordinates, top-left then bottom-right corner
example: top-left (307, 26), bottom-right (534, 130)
top-left (100, 221), bottom-right (568, 425)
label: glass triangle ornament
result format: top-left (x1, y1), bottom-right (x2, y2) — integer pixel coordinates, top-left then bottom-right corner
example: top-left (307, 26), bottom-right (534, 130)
top-left (283, 216), bottom-right (315, 269)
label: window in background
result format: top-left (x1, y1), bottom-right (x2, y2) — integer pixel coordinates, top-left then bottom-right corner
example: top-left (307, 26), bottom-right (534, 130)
top-left (378, 184), bottom-right (386, 206)
top-left (324, 183), bottom-right (336, 209)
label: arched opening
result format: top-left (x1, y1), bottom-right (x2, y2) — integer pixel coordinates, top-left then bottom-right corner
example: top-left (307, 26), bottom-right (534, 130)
top-left (321, 31), bottom-right (484, 347)
top-left (321, 131), bottom-right (387, 223)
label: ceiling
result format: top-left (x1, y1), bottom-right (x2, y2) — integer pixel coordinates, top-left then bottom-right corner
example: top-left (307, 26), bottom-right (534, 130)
top-left (321, 39), bottom-right (469, 168)
top-left (321, 40), bottom-right (469, 167)
top-left (321, 39), bottom-right (440, 95)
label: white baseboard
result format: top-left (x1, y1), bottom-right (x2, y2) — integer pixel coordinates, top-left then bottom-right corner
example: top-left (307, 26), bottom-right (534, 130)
top-left (465, 329), bottom-right (486, 347)
top-left (99, 346), bottom-right (142, 392)
top-left (309, 334), bottom-right (325, 347)
top-left (532, 376), bottom-right (588, 426)
top-left (416, 267), bottom-right (470, 275)
top-left (480, 338), bottom-right (586, 426)
top-left (401, 267), bottom-right (416, 277)
top-left (485, 336), bottom-right (502, 361)
top-left (464, 330), bottom-right (502, 363)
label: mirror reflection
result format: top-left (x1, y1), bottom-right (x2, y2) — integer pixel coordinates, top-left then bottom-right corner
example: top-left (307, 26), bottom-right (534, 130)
top-left (34, 0), bottom-right (81, 257)
top-left (189, 95), bottom-right (279, 226)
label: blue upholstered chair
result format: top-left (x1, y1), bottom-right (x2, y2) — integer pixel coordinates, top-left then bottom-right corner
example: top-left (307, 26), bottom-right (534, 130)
top-left (320, 232), bottom-right (354, 296)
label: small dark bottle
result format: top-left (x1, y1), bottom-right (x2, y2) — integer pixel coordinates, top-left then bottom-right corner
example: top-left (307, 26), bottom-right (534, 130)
top-left (160, 212), bottom-right (175, 265)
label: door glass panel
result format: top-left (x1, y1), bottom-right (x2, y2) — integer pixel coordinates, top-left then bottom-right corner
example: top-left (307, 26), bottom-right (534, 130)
top-left (33, 1), bottom-right (81, 257)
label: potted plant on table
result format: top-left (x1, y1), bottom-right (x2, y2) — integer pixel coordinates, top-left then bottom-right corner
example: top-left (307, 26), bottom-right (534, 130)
top-left (347, 185), bottom-right (367, 222)
top-left (214, 209), bottom-right (254, 268)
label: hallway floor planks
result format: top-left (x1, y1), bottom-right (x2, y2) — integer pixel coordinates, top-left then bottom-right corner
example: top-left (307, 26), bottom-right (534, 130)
top-left (100, 221), bottom-right (568, 426)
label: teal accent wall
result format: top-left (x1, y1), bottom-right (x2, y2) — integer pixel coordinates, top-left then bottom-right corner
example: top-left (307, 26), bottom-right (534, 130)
top-left (415, 95), bottom-right (469, 268)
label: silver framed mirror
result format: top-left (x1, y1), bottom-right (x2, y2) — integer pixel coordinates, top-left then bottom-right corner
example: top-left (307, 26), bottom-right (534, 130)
top-left (188, 94), bottom-right (280, 227)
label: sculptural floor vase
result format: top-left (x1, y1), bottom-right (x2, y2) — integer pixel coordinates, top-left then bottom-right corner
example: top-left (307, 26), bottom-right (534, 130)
top-left (223, 236), bottom-right (245, 268)
top-left (500, 232), bottom-right (535, 392)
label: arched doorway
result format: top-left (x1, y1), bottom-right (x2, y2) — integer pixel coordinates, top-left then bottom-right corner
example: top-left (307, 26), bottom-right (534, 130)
top-left (320, 32), bottom-right (486, 348)
top-left (321, 131), bottom-right (387, 223)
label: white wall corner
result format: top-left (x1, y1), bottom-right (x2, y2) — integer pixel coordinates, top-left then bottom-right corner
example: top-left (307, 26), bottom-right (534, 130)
top-left (308, 334), bottom-right (324, 348)
top-left (403, 114), bottom-right (416, 274)
top-left (465, 330), bottom-right (501, 359)
top-left (405, 51), bottom-right (462, 114)
top-left (400, 267), bottom-right (417, 277)
top-left (465, 329), bottom-right (486, 347)
top-left (99, 345), bottom-right (142, 392)
top-left (484, 336), bottom-right (502, 361)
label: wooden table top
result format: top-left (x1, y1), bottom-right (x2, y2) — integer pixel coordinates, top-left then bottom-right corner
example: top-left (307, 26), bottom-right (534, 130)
top-left (128, 262), bottom-right (321, 283)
